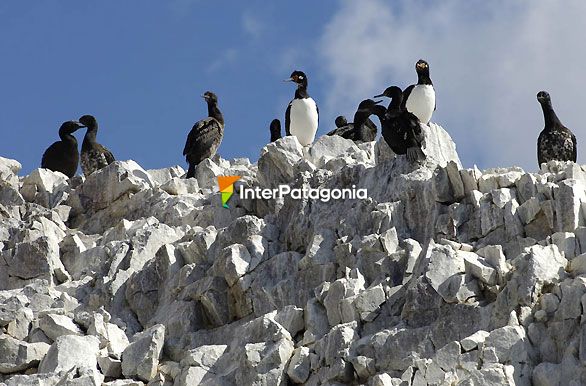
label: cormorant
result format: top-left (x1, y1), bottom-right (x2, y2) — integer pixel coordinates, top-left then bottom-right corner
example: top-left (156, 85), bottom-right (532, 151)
top-left (536, 91), bottom-right (577, 166)
top-left (326, 99), bottom-right (381, 143)
top-left (285, 71), bottom-right (319, 146)
top-left (183, 91), bottom-right (225, 178)
top-left (41, 121), bottom-right (85, 178)
top-left (372, 85), bottom-right (426, 162)
top-left (402, 59), bottom-right (436, 125)
top-left (335, 116), bottom-right (348, 128)
top-left (78, 114), bottom-right (115, 176)
top-left (270, 119), bottom-right (282, 142)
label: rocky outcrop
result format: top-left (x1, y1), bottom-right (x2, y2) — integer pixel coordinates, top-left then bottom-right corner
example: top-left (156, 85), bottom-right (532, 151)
top-left (1, 123), bottom-right (586, 385)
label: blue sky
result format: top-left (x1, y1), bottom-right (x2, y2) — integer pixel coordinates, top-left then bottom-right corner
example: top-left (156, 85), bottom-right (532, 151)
top-left (1, 1), bottom-right (585, 174)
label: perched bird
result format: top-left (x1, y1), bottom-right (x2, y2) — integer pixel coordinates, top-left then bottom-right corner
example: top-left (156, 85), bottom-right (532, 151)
top-left (78, 115), bottom-right (115, 176)
top-left (536, 91), bottom-right (577, 166)
top-left (41, 121), bottom-right (85, 178)
top-left (285, 70), bottom-right (319, 146)
top-left (270, 119), bottom-right (282, 142)
top-left (183, 91), bottom-right (225, 178)
top-left (335, 116), bottom-right (348, 128)
top-left (372, 85), bottom-right (426, 162)
top-left (402, 59), bottom-right (436, 125)
top-left (326, 99), bottom-right (381, 143)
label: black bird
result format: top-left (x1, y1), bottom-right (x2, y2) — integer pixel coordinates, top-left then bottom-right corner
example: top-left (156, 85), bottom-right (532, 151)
top-left (41, 121), bottom-right (85, 178)
top-left (78, 115), bottom-right (115, 176)
top-left (183, 91), bottom-right (225, 178)
top-left (536, 91), bottom-right (577, 166)
top-left (372, 85), bottom-right (426, 162)
top-left (270, 119), bottom-right (282, 142)
top-left (335, 116), bottom-right (348, 128)
top-left (285, 70), bottom-right (319, 146)
top-left (327, 99), bottom-right (381, 143)
top-left (402, 59), bottom-right (436, 124)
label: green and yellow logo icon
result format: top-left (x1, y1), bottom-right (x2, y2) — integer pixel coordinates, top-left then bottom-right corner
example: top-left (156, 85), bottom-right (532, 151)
top-left (217, 176), bottom-right (241, 208)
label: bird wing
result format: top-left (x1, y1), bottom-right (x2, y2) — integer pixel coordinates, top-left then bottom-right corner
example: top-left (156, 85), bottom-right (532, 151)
top-left (183, 118), bottom-right (223, 162)
top-left (326, 124), bottom-right (354, 138)
top-left (363, 118), bottom-right (378, 141)
top-left (571, 131), bottom-right (577, 162)
top-left (285, 102), bottom-right (292, 136)
top-left (537, 131), bottom-right (546, 166)
top-left (400, 85), bottom-right (415, 111)
top-left (99, 144), bottom-right (115, 164)
top-left (41, 142), bottom-right (60, 169)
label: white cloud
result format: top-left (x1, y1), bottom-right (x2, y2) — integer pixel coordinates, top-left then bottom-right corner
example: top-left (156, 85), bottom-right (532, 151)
top-left (318, 0), bottom-right (586, 170)
top-left (242, 11), bottom-right (265, 39)
top-left (206, 48), bottom-right (239, 73)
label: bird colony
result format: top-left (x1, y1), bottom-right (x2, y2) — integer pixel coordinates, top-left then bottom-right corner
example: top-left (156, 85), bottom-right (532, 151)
top-left (0, 60), bottom-right (583, 386)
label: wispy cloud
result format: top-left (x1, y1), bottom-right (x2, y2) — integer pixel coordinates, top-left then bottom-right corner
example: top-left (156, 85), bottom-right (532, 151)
top-left (318, 0), bottom-right (586, 170)
top-left (241, 11), bottom-right (265, 40)
top-left (206, 48), bottom-right (239, 73)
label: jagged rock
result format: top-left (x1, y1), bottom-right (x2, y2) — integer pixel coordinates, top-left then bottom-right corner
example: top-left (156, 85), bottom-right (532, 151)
top-left (121, 324), bottom-right (165, 382)
top-left (0, 335), bottom-right (49, 374)
top-left (461, 330), bottom-right (490, 351)
top-left (257, 136), bottom-right (304, 188)
top-left (425, 244), bottom-right (465, 302)
top-left (39, 313), bottom-right (83, 341)
top-left (38, 335), bottom-right (102, 383)
top-left (146, 166), bottom-right (185, 187)
top-left (20, 168), bottom-right (70, 208)
top-left (98, 355), bottom-right (123, 378)
top-left (287, 346), bottom-right (311, 384)
top-left (0, 236), bottom-right (69, 290)
top-left (5, 125), bottom-right (586, 384)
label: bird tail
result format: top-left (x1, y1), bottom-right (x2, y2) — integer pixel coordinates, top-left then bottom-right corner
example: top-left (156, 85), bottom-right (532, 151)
top-left (406, 147), bottom-right (426, 163)
top-left (186, 163), bottom-right (196, 179)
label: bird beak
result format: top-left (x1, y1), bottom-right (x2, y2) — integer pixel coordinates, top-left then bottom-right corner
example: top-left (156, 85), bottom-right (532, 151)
top-left (373, 100), bottom-right (383, 104)
top-left (283, 77), bottom-right (294, 82)
top-left (73, 121), bottom-right (85, 128)
top-left (373, 93), bottom-right (385, 98)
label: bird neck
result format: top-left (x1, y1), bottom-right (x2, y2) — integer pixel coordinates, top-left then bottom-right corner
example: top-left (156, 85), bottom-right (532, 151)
top-left (60, 132), bottom-right (78, 144)
top-left (388, 95), bottom-right (402, 111)
top-left (417, 71), bottom-right (432, 85)
top-left (83, 127), bottom-right (98, 146)
top-left (353, 110), bottom-right (369, 127)
top-left (541, 101), bottom-right (562, 128)
top-left (208, 102), bottom-right (224, 126)
top-left (370, 105), bottom-right (388, 120)
top-left (295, 85), bottom-right (309, 99)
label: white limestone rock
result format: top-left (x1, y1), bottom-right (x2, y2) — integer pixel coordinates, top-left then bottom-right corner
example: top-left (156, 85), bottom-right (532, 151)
top-left (121, 324), bottom-right (165, 382)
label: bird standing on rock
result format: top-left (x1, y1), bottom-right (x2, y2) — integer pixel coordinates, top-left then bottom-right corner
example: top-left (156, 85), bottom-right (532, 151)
top-left (270, 119), bottom-right (282, 142)
top-left (79, 115), bottom-right (115, 176)
top-left (41, 120), bottom-right (86, 178)
top-left (326, 99), bottom-right (381, 143)
top-left (183, 91), bottom-right (225, 178)
top-left (372, 85), bottom-right (426, 162)
top-left (536, 91), bottom-right (577, 167)
top-left (285, 70), bottom-right (319, 146)
top-left (402, 59), bottom-right (436, 125)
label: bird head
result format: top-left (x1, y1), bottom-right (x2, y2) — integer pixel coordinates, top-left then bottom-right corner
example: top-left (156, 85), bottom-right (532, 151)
top-left (79, 114), bottom-right (97, 129)
top-left (335, 116), bottom-right (348, 128)
top-left (374, 86), bottom-right (403, 99)
top-left (285, 70), bottom-right (308, 87)
top-left (202, 91), bottom-right (218, 103)
top-left (59, 120), bottom-right (85, 136)
top-left (537, 91), bottom-right (551, 104)
top-left (416, 59), bottom-right (429, 72)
